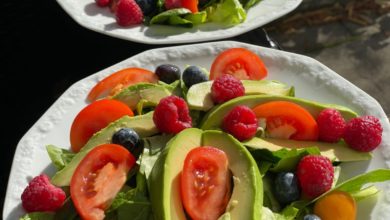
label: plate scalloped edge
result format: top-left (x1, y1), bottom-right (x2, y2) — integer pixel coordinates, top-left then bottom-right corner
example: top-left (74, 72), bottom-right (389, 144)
top-left (3, 41), bottom-right (390, 219)
top-left (55, 0), bottom-right (302, 44)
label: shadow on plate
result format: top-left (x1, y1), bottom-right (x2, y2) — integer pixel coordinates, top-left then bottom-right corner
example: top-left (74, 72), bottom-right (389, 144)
top-left (84, 2), bottom-right (114, 18)
top-left (142, 22), bottom-right (232, 38)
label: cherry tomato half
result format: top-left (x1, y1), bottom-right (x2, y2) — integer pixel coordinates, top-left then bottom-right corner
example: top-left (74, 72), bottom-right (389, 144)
top-left (70, 99), bottom-right (134, 152)
top-left (70, 144), bottom-right (135, 220)
top-left (182, 0), bottom-right (198, 13)
top-left (210, 48), bottom-right (268, 80)
top-left (87, 67), bottom-right (158, 102)
top-left (252, 101), bottom-right (319, 141)
top-left (181, 146), bottom-right (231, 220)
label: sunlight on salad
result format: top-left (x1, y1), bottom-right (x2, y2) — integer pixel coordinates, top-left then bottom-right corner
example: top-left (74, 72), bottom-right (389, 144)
top-left (19, 47), bottom-right (390, 220)
top-left (95, 0), bottom-right (259, 27)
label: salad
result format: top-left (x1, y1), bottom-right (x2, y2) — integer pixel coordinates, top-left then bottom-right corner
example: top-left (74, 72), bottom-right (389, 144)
top-left (96, 0), bottom-right (258, 27)
top-left (17, 46), bottom-right (390, 220)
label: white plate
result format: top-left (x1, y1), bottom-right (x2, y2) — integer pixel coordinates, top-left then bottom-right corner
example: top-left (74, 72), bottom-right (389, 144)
top-left (56, 0), bottom-right (302, 44)
top-left (3, 41), bottom-right (390, 219)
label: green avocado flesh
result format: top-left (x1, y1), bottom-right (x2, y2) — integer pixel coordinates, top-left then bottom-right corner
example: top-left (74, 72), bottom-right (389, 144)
top-left (112, 83), bottom-right (172, 110)
top-left (51, 111), bottom-right (158, 186)
top-left (187, 80), bottom-right (295, 111)
top-left (200, 94), bottom-right (358, 130)
top-left (149, 128), bottom-right (263, 220)
top-left (243, 137), bottom-right (372, 162)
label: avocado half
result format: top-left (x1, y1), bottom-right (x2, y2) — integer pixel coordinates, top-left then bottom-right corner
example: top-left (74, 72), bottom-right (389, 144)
top-left (186, 80), bottom-right (295, 111)
top-left (149, 128), bottom-right (263, 220)
top-left (200, 94), bottom-right (358, 130)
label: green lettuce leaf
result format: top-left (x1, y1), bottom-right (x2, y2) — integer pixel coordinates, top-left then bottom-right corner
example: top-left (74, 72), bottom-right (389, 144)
top-left (250, 147), bottom-right (321, 173)
top-left (150, 8), bottom-right (192, 27)
top-left (20, 212), bottom-right (55, 220)
top-left (206, 0), bottom-right (246, 26)
top-left (107, 172), bottom-right (152, 220)
top-left (46, 145), bottom-right (75, 171)
top-left (184, 11), bottom-right (207, 24)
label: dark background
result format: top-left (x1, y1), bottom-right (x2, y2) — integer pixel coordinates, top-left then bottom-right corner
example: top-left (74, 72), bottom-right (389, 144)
top-left (1, 0), bottom-right (276, 217)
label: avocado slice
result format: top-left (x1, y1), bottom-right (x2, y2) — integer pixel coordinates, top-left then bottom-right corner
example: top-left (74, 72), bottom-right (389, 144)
top-left (243, 137), bottom-right (372, 162)
top-left (149, 128), bottom-right (262, 220)
top-left (187, 80), bottom-right (295, 111)
top-left (112, 83), bottom-right (173, 110)
top-left (51, 111), bottom-right (158, 186)
top-left (200, 94), bottom-right (358, 130)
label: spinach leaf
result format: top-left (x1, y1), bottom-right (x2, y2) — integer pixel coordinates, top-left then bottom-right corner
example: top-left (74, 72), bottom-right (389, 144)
top-left (46, 145), bottom-right (75, 171)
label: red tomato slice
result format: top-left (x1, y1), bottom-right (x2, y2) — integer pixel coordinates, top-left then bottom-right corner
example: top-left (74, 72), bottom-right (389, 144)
top-left (181, 146), bottom-right (231, 220)
top-left (87, 67), bottom-right (158, 102)
top-left (70, 99), bottom-right (134, 152)
top-left (182, 0), bottom-right (198, 13)
top-left (252, 101), bottom-right (319, 141)
top-left (210, 48), bottom-right (268, 80)
top-left (70, 144), bottom-right (135, 220)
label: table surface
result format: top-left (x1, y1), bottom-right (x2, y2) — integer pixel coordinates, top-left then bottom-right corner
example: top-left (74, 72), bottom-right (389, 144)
top-left (1, 0), bottom-right (280, 214)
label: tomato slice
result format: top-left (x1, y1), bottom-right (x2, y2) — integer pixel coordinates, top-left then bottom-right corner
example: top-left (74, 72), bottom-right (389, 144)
top-left (87, 67), bottom-right (158, 102)
top-left (252, 101), bottom-right (319, 141)
top-left (210, 48), bottom-right (268, 80)
top-left (181, 146), bottom-right (231, 220)
top-left (182, 0), bottom-right (198, 13)
top-left (70, 99), bottom-right (134, 152)
top-left (70, 144), bottom-right (135, 220)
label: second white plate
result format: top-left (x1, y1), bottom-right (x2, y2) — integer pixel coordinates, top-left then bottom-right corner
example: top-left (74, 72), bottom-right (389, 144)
top-left (56, 0), bottom-right (301, 44)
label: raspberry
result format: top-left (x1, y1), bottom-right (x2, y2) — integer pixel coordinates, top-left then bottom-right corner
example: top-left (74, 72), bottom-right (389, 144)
top-left (164, 0), bottom-right (181, 10)
top-left (153, 96), bottom-right (192, 134)
top-left (115, 0), bottom-right (144, 26)
top-left (297, 155), bottom-right (334, 199)
top-left (344, 115), bottom-right (382, 152)
top-left (21, 174), bottom-right (66, 212)
top-left (211, 74), bottom-right (245, 104)
top-left (316, 108), bottom-right (346, 142)
top-left (96, 0), bottom-right (111, 7)
top-left (222, 105), bottom-right (258, 141)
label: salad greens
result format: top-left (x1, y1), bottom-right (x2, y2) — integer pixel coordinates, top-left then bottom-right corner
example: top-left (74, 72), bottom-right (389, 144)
top-left (148, 0), bottom-right (259, 27)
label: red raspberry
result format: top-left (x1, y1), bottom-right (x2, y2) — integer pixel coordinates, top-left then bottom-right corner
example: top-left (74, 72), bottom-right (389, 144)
top-left (21, 174), bottom-right (66, 212)
top-left (222, 105), bottom-right (258, 141)
top-left (211, 74), bottom-right (245, 104)
top-left (164, 0), bottom-right (181, 10)
top-left (344, 115), bottom-right (382, 152)
top-left (115, 0), bottom-right (144, 26)
top-left (96, 0), bottom-right (111, 7)
top-left (153, 96), bottom-right (192, 134)
top-left (297, 155), bottom-right (334, 199)
top-left (316, 108), bottom-right (346, 142)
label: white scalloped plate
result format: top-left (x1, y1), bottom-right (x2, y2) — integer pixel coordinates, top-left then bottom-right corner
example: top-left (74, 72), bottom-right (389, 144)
top-left (3, 41), bottom-right (390, 219)
top-left (56, 0), bottom-right (301, 44)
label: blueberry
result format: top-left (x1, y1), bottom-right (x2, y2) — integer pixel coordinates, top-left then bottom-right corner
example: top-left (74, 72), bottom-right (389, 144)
top-left (303, 214), bottom-right (321, 220)
top-left (273, 172), bottom-right (300, 204)
top-left (182, 65), bottom-right (208, 88)
top-left (155, 64), bottom-right (181, 84)
top-left (112, 128), bottom-right (143, 158)
top-left (135, 0), bottom-right (156, 15)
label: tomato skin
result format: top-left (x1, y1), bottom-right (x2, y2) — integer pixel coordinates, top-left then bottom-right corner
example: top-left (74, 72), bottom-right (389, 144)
top-left (181, 146), bottom-right (231, 220)
top-left (182, 0), bottom-right (198, 13)
top-left (70, 99), bottom-right (134, 152)
top-left (87, 67), bottom-right (158, 102)
top-left (210, 48), bottom-right (268, 80)
top-left (70, 144), bottom-right (135, 220)
top-left (252, 101), bottom-right (319, 141)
